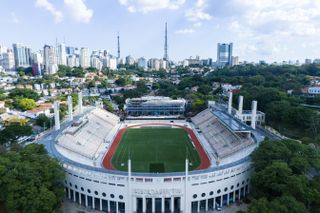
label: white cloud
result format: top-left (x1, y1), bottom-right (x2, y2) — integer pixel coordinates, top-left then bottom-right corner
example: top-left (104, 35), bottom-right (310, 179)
top-left (64, 0), bottom-right (93, 23)
top-left (185, 0), bottom-right (211, 22)
top-left (118, 0), bottom-right (186, 13)
top-left (175, 28), bottom-right (195, 34)
top-left (217, 0), bottom-right (320, 59)
top-left (10, 12), bottom-right (20, 24)
top-left (35, 0), bottom-right (63, 23)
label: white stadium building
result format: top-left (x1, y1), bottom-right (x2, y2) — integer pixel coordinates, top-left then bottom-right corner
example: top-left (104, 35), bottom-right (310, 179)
top-left (40, 92), bottom-right (268, 213)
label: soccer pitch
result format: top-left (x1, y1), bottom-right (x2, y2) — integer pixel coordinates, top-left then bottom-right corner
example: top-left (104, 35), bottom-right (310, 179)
top-left (111, 127), bottom-right (201, 173)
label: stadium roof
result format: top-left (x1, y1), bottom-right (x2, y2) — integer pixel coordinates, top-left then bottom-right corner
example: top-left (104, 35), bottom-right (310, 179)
top-left (213, 110), bottom-right (252, 132)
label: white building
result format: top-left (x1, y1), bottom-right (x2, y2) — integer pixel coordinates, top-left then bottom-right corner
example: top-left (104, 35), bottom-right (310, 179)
top-left (67, 55), bottom-right (77, 67)
top-left (1, 48), bottom-right (15, 70)
top-left (43, 45), bottom-right (57, 74)
top-left (57, 43), bottom-right (67, 66)
top-left (125, 55), bottom-right (135, 66)
top-left (91, 56), bottom-right (103, 71)
top-left (80, 48), bottom-right (90, 68)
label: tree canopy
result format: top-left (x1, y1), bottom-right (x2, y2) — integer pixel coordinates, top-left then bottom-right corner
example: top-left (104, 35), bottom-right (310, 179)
top-left (249, 139), bottom-right (320, 212)
top-left (0, 144), bottom-right (65, 213)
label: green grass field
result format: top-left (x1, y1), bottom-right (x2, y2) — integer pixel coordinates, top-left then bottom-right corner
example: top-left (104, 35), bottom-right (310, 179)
top-left (111, 127), bottom-right (201, 173)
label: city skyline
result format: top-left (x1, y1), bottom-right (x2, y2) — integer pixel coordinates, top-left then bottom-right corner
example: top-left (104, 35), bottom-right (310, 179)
top-left (1, 0), bottom-right (320, 62)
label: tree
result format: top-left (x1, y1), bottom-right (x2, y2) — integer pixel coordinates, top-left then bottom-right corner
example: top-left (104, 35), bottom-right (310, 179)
top-left (249, 139), bottom-right (320, 211)
top-left (35, 114), bottom-right (51, 129)
top-left (0, 125), bottom-right (33, 145)
top-left (115, 78), bottom-right (127, 86)
top-left (17, 98), bottom-right (36, 111)
top-left (0, 144), bottom-right (65, 213)
top-left (9, 89), bottom-right (40, 101)
top-left (102, 100), bottom-right (114, 112)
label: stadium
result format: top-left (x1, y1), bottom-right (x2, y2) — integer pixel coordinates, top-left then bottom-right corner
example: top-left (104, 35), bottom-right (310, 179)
top-left (40, 93), bottom-right (266, 213)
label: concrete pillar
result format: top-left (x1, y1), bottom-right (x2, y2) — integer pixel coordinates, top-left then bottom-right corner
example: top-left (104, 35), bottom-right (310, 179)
top-left (213, 197), bottom-right (216, 209)
top-left (67, 188), bottom-right (71, 199)
top-left (228, 92), bottom-right (233, 114)
top-left (197, 201), bottom-right (200, 213)
top-left (238, 189), bottom-right (241, 200)
top-left (133, 197), bottom-right (137, 213)
top-left (152, 198), bottom-right (156, 213)
top-left (161, 197), bottom-right (165, 213)
top-left (92, 197), bottom-right (95, 209)
top-left (54, 101), bottom-right (60, 130)
top-left (100, 198), bottom-right (102, 211)
top-left (79, 193), bottom-right (81, 205)
top-left (143, 197), bottom-right (146, 213)
top-left (78, 91), bottom-right (83, 114)
top-left (171, 197), bottom-right (174, 213)
top-left (244, 186), bottom-right (246, 196)
top-left (108, 200), bottom-right (111, 212)
top-left (205, 199), bottom-right (208, 211)
top-left (180, 196), bottom-right (184, 213)
top-left (220, 196), bottom-right (222, 207)
top-left (85, 195), bottom-right (88, 207)
top-left (67, 95), bottom-right (73, 121)
top-left (238, 95), bottom-right (243, 115)
top-left (251, 100), bottom-right (257, 129)
top-left (116, 201), bottom-right (119, 213)
top-left (233, 191), bottom-right (236, 203)
top-left (73, 190), bottom-right (76, 202)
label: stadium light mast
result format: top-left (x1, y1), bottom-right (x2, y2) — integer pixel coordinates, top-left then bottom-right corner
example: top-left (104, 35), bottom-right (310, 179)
top-left (127, 159), bottom-right (132, 213)
top-left (68, 95), bottom-right (73, 121)
top-left (78, 91), bottom-right (83, 114)
top-left (54, 101), bottom-right (60, 130)
top-left (185, 159), bottom-right (189, 213)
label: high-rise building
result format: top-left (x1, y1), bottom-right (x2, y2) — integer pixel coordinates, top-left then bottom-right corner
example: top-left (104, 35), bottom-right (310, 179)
top-left (231, 56), bottom-right (239, 66)
top-left (91, 56), bottom-right (102, 71)
top-left (149, 58), bottom-right (160, 71)
top-left (66, 46), bottom-right (75, 55)
top-left (57, 43), bottom-right (67, 65)
top-left (80, 48), bottom-right (90, 68)
top-left (32, 51), bottom-right (43, 75)
top-left (217, 43), bottom-right (233, 66)
top-left (12, 43), bottom-right (32, 68)
top-left (1, 48), bottom-right (15, 70)
top-left (125, 55), bottom-right (135, 65)
top-left (109, 57), bottom-right (118, 70)
top-left (137, 57), bottom-right (147, 70)
top-left (305, 59), bottom-right (312, 64)
top-left (67, 55), bottom-right (76, 67)
top-left (43, 45), bottom-right (58, 74)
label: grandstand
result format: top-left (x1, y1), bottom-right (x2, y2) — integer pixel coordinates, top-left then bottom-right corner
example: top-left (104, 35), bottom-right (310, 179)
top-left (192, 109), bottom-right (254, 159)
top-left (57, 108), bottom-right (119, 159)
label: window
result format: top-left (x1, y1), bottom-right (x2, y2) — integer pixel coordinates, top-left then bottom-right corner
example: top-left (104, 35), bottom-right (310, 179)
top-left (209, 191), bottom-right (213, 196)
top-left (242, 181), bottom-right (245, 185)
top-left (94, 191), bottom-right (98, 195)
top-left (119, 195), bottom-right (123, 200)
top-left (110, 194), bottom-right (115, 198)
top-left (224, 187), bottom-right (228, 192)
top-left (81, 187), bottom-right (84, 191)
top-left (193, 194), bottom-right (197, 199)
top-left (69, 183), bottom-right (72, 187)
top-left (237, 183), bottom-right (240, 187)
top-left (231, 185), bottom-right (234, 190)
top-left (75, 185), bottom-right (78, 189)
top-left (87, 189), bottom-right (91, 193)
top-left (102, 193), bottom-right (106, 197)
top-left (217, 189), bottom-right (221, 194)
top-left (201, 193), bottom-right (206, 197)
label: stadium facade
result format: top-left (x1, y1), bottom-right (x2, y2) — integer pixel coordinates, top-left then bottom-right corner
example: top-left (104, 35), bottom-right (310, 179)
top-left (124, 96), bottom-right (186, 117)
top-left (40, 93), bottom-right (266, 213)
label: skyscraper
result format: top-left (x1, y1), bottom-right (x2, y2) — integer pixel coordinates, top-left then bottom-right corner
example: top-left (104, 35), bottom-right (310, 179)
top-left (43, 44), bottom-right (58, 74)
top-left (1, 48), bottom-right (15, 70)
top-left (80, 48), bottom-right (90, 68)
top-left (163, 22), bottom-right (169, 61)
top-left (12, 43), bottom-right (32, 68)
top-left (217, 43), bottom-right (233, 66)
top-left (57, 43), bottom-right (67, 65)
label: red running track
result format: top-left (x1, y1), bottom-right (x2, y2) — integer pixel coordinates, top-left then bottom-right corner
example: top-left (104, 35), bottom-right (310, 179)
top-left (101, 123), bottom-right (211, 171)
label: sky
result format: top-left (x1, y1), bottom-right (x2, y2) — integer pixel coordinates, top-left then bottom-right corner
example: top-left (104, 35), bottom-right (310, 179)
top-left (1, 0), bottom-right (320, 62)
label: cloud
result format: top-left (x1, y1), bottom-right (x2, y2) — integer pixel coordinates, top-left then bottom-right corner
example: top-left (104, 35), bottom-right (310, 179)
top-left (64, 0), bottom-right (93, 23)
top-left (118, 0), bottom-right (186, 13)
top-left (185, 0), bottom-right (212, 22)
top-left (10, 12), bottom-right (20, 24)
top-left (214, 0), bottom-right (320, 59)
top-left (175, 28), bottom-right (195, 34)
top-left (35, 0), bottom-right (63, 23)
